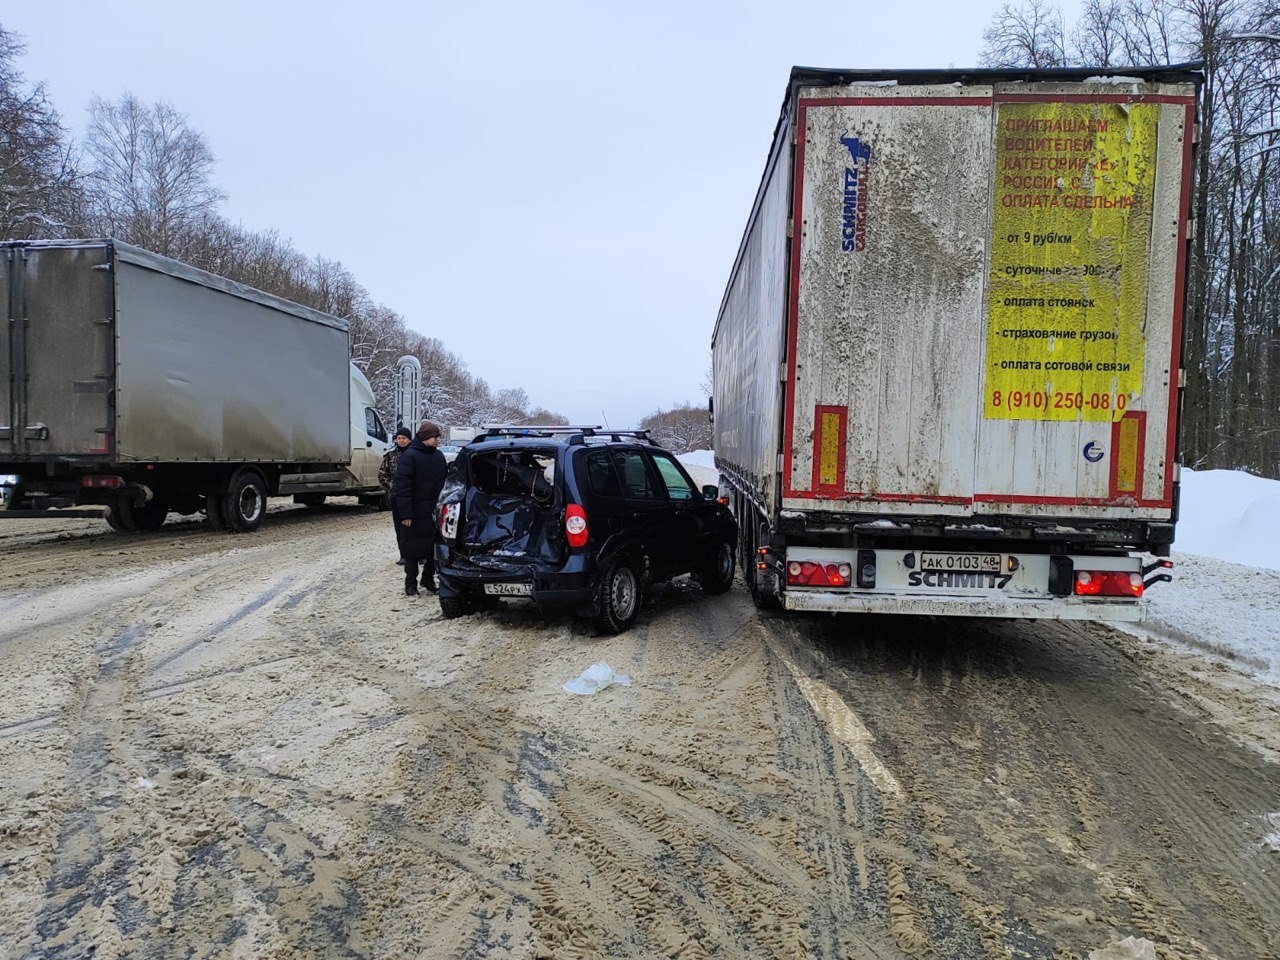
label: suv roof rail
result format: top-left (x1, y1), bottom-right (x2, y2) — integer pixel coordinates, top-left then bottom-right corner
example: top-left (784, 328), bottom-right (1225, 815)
top-left (471, 424), bottom-right (603, 443)
top-left (565, 428), bottom-right (661, 447)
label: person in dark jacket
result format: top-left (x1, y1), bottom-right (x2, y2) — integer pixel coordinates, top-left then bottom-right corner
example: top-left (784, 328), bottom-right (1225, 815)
top-left (393, 421), bottom-right (448, 596)
top-left (379, 426), bottom-right (413, 565)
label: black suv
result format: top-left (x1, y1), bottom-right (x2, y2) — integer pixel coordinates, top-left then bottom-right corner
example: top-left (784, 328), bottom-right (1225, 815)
top-left (434, 427), bottom-right (737, 633)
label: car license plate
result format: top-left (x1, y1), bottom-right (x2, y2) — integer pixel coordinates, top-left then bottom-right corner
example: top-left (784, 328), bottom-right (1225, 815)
top-left (484, 582), bottom-right (532, 596)
top-left (919, 552), bottom-right (1000, 573)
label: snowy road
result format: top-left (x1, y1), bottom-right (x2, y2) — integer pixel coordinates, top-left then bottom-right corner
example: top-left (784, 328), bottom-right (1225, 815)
top-left (1, 506), bottom-right (1277, 959)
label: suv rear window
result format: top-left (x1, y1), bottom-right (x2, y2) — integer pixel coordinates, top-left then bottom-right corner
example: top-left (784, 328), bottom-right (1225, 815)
top-left (469, 449), bottom-right (557, 503)
top-left (586, 450), bottom-right (623, 497)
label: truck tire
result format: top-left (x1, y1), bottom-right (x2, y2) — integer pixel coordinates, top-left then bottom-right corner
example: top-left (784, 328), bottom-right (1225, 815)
top-left (593, 554), bottom-right (642, 634)
top-left (203, 493), bottom-right (227, 530)
top-left (747, 521), bottom-right (781, 610)
top-left (223, 470), bottom-right (267, 533)
top-left (105, 494), bottom-right (167, 533)
top-left (132, 498), bottom-right (169, 531)
top-left (105, 499), bottom-right (134, 532)
top-left (698, 539), bottom-right (736, 595)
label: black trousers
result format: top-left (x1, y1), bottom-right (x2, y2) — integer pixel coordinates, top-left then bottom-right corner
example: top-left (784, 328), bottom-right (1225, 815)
top-left (392, 510), bottom-right (407, 559)
top-left (402, 524), bottom-right (436, 586)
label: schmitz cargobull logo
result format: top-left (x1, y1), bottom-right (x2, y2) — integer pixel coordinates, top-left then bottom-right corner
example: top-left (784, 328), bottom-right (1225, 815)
top-left (839, 133), bottom-right (871, 252)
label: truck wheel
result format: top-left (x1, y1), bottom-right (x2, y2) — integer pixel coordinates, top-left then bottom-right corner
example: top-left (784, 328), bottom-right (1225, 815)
top-left (295, 493), bottom-right (326, 509)
top-left (699, 540), bottom-right (737, 595)
top-left (203, 493), bottom-right (227, 530)
top-left (132, 498), bottom-right (169, 531)
top-left (223, 471), bottom-right (267, 533)
top-left (748, 522), bottom-right (781, 610)
top-left (105, 497), bottom-right (135, 532)
top-left (594, 555), bottom-right (642, 634)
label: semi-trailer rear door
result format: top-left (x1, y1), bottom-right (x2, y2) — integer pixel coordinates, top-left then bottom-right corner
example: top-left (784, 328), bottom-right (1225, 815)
top-left (781, 80), bottom-right (1192, 524)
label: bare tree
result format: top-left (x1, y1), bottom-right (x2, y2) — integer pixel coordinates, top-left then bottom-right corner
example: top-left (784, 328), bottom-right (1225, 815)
top-left (83, 93), bottom-right (224, 257)
top-left (0, 25), bottom-right (81, 238)
top-left (980, 0), bottom-right (1280, 477)
top-left (981, 0), bottom-right (1069, 66)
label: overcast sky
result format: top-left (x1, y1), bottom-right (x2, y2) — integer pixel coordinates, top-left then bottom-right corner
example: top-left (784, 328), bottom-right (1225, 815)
top-left (4, 1), bottom-right (1009, 428)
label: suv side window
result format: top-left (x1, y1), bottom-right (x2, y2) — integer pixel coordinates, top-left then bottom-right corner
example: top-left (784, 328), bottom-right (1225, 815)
top-left (586, 450), bottom-right (622, 497)
top-left (612, 450), bottom-right (659, 499)
top-left (649, 452), bottom-right (698, 501)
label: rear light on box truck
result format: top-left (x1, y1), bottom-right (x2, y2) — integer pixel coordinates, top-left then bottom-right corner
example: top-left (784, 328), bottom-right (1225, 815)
top-left (80, 475), bottom-right (124, 489)
top-left (1074, 570), bottom-right (1143, 598)
top-left (564, 504), bottom-right (589, 548)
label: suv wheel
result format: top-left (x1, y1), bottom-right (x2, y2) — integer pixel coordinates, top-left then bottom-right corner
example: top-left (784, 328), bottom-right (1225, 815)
top-left (439, 594), bottom-right (470, 619)
top-left (699, 540), bottom-right (736, 595)
top-left (594, 555), bottom-right (642, 634)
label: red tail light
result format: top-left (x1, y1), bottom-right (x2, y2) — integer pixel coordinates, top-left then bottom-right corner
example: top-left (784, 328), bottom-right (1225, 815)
top-left (1074, 570), bottom-right (1143, 598)
top-left (80, 475), bottom-right (124, 489)
top-left (439, 502), bottom-right (460, 540)
top-left (786, 560), bottom-right (852, 587)
top-left (564, 503), bottom-right (589, 548)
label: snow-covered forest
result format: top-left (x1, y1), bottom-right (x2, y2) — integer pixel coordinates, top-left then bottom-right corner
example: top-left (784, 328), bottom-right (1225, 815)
top-left (0, 25), bottom-right (565, 429)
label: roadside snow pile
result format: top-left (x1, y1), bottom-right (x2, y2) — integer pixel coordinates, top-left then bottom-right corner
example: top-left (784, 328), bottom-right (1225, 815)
top-left (678, 450), bottom-right (718, 489)
top-left (679, 449), bottom-right (716, 470)
top-left (1176, 469), bottom-right (1280, 572)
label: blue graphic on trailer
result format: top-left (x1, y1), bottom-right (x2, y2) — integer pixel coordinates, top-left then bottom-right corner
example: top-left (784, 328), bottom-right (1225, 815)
top-left (839, 134), bottom-right (872, 252)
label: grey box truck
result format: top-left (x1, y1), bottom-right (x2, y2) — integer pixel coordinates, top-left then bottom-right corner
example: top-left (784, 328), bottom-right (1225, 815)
top-left (0, 239), bottom-right (391, 532)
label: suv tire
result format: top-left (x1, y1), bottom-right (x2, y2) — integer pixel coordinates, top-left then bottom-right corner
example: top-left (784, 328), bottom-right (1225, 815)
top-left (439, 594), bottom-right (469, 619)
top-left (699, 539), bottom-right (736, 595)
top-left (594, 554), bottom-right (642, 634)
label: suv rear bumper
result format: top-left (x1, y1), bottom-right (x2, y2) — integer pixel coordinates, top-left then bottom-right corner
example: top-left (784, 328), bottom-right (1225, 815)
top-left (436, 547), bottom-right (597, 608)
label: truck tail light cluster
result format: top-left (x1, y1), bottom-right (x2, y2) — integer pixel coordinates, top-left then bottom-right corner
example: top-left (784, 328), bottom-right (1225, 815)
top-left (786, 560), bottom-right (852, 587)
top-left (81, 475), bottom-right (124, 489)
top-left (439, 502), bottom-right (460, 540)
top-left (564, 504), bottom-right (589, 548)
top-left (1074, 570), bottom-right (1143, 598)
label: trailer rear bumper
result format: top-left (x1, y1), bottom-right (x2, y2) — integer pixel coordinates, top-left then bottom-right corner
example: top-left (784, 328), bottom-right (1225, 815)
top-left (784, 590), bottom-right (1146, 622)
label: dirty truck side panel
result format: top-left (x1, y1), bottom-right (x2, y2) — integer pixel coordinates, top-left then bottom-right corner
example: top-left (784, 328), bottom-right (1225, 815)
top-left (113, 257), bottom-right (349, 463)
top-left (781, 78), bottom-right (1192, 522)
top-left (711, 112), bottom-right (794, 511)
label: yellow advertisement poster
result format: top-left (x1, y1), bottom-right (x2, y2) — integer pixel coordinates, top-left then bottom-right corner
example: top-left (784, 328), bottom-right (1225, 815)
top-left (985, 101), bottom-right (1158, 421)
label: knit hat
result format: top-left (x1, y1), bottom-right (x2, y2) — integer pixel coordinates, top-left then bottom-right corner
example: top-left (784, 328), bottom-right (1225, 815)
top-left (394, 426), bottom-right (413, 440)
top-left (418, 421), bottom-right (442, 441)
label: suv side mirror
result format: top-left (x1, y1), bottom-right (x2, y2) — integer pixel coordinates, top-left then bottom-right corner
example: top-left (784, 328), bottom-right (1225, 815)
top-left (702, 484), bottom-right (718, 500)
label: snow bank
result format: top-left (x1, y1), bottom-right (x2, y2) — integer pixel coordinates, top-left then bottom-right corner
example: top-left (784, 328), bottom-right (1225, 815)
top-left (1176, 469), bottom-right (1280, 572)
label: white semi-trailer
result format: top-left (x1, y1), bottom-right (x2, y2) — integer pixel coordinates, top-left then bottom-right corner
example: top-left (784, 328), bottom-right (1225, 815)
top-left (712, 66), bottom-right (1199, 620)
top-left (0, 240), bottom-right (391, 532)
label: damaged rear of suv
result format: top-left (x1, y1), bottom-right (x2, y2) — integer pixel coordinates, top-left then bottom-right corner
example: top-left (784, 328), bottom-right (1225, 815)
top-left (434, 427), bottom-right (738, 633)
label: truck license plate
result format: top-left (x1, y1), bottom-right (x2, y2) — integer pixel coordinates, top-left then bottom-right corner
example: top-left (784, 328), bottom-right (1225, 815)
top-left (920, 552), bottom-right (1000, 573)
top-left (484, 582), bottom-right (532, 596)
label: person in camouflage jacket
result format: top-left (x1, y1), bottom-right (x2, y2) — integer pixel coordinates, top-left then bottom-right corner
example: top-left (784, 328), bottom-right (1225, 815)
top-left (380, 427), bottom-right (413, 563)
